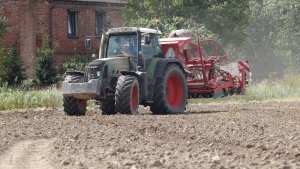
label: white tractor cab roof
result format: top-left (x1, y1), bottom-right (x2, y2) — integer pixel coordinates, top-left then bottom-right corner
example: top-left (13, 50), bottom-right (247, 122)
top-left (107, 27), bottom-right (162, 35)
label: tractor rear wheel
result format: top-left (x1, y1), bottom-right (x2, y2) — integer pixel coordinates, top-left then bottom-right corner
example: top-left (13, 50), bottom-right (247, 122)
top-left (100, 99), bottom-right (116, 115)
top-left (150, 64), bottom-right (187, 114)
top-left (115, 75), bottom-right (139, 114)
top-left (63, 96), bottom-right (87, 116)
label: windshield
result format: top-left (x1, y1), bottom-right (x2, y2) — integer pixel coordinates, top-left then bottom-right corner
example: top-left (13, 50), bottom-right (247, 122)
top-left (106, 34), bottom-right (138, 58)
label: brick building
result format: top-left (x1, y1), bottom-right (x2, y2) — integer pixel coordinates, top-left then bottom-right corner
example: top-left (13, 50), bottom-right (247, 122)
top-left (1, 0), bottom-right (125, 76)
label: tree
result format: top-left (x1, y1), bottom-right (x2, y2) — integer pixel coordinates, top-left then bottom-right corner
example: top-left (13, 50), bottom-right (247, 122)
top-left (35, 35), bottom-right (57, 84)
top-left (0, 14), bottom-right (6, 83)
top-left (235, 0), bottom-right (300, 78)
top-left (203, 0), bottom-right (251, 46)
top-left (122, 0), bottom-right (251, 47)
top-left (0, 14), bottom-right (25, 85)
top-left (0, 43), bottom-right (26, 85)
top-left (0, 14), bottom-right (6, 38)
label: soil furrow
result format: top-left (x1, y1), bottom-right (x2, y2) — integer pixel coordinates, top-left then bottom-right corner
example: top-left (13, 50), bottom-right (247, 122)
top-left (0, 139), bottom-right (55, 169)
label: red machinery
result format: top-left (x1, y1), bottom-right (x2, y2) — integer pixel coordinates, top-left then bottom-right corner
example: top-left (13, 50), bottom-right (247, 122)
top-left (160, 30), bottom-right (251, 98)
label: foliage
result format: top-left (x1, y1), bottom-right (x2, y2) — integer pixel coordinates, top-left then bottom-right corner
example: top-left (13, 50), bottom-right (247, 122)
top-left (234, 0), bottom-right (300, 79)
top-left (123, 0), bottom-right (300, 78)
top-left (0, 86), bottom-right (62, 111)
top-left (0, 43), bottom-right (26, 85)
top-left (203, 0), bottom-right (251, 46)
top-left (122, 0), bottom-right (250, 47)
top-left (245, 75), bottom-right (300, 100)
top-left (129, 16), bottom-right (220, 40)
top-left (0, 14), bottom-right (26, 85)
top-left (1, 74), bottom-right (299, 111)
top-left (255, 0), bottom-right (300, 55)
top-left (0, 14), bottom-right (6, 38)
top-left (190, 74), bottom-right (300, 105)
top-left (35, 35), bottom-right (57, 84)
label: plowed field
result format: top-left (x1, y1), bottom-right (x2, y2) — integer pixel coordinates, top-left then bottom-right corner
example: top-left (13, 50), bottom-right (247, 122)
top-left (0, 101), bottom-right (299, 169)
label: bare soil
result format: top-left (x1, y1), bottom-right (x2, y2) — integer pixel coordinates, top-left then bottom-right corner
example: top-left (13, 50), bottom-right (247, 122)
top-left (0, 101), bottom-right (299, 169)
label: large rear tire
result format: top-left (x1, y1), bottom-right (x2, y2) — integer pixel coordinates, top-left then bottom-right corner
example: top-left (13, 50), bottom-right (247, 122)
top-left (63, 96), bottom-right (87, 116)
top-left (150, 64), bottom-right (187, 114)
top-left (100, 99), bottom-right (116, 115)
top-left (115, 75), bottom-right (139, 114)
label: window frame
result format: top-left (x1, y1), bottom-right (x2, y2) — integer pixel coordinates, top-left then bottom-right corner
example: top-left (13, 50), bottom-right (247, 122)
top-left (67, 9), bottom-right (79, 38)
top-left (95, 12), bottom-right (104, 36)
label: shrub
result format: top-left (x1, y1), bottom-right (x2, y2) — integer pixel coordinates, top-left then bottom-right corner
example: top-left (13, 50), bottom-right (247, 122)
top-left (35, 35), bottom-right (57, 84)
top-left (0, 14), bottom-right (6, 38)
top-left (0, 43), bottom-right (26, 85)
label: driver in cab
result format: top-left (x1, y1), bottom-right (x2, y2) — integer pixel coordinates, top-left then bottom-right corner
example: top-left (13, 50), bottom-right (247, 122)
top-left (113, 36), bottom-right (137, 57)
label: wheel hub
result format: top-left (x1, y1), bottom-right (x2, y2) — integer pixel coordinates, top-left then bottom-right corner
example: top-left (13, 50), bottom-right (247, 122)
top-left (166, 74), bottom-right (183, 108)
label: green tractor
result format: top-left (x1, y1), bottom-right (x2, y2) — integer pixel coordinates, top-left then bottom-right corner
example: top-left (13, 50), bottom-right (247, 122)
top-left (62, 27), bottom-right (187, 115)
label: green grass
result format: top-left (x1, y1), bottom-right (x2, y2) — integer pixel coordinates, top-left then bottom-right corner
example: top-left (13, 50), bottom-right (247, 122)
top-left (0, 87), bottom-right (62, 111)
top-left (1, 74), bottom-right (300, 111)
top-left (190, 74), bottom-right (300, 104)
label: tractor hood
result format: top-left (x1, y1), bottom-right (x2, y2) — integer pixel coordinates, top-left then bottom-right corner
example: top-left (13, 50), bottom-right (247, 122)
top-left (88, 56), bottom-right (136, 78)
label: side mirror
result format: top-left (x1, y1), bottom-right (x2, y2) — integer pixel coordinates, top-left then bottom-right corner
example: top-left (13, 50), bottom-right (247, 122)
top-left (85, 39), bottom-right (91, 49)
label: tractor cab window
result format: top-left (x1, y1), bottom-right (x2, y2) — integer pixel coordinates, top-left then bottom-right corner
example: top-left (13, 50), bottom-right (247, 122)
top-left (106, 34), bottom-right (137, 58)
top-left (141, 34), bottom-right (161, 58)
top-left (152, 35), bottom-right (162, 54)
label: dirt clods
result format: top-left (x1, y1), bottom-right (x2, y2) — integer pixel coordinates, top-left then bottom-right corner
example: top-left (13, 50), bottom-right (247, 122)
top-left (0, 101), bottom-right (299, 168)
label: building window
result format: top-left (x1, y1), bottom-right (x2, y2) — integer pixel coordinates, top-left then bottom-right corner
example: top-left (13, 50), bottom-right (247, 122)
top-left (68, 10), bottom-right (78, 37)
top-left (96, 12), bottom-right (104, 35)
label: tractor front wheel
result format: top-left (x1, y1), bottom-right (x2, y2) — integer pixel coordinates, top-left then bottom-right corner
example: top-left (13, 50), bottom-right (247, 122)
top-left (63, 96), bottom-right (87, 116)
top-left (115, 75), bottom-right (139, 114)
top-left (150, 64), bottom-right (187, 114)
top-left (100, 99), bottom-right (116, 115)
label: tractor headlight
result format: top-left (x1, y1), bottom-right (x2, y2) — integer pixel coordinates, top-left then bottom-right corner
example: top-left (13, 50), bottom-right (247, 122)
top-left (85, 66), bottom-right (100, 80)
top-left (97, 71), bottom-right (101, 76)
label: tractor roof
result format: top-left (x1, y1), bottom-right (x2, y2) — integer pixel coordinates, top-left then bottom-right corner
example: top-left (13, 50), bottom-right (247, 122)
top-left (107, 27), bottom-right (162, 35)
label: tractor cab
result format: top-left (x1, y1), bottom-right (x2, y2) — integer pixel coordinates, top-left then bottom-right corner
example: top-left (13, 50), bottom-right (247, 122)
top-left (100, 27), bottom-right (163, 71)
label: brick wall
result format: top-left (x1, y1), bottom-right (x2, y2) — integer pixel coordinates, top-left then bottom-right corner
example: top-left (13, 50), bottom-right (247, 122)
top-left (51, 1), bottom-right (124, 64)
top-left (1, 0), bottom-right (53, 76)
top-left (1, 0), bottom-right (124, 77)
top-left (2, 0), bottom-right (20, 50)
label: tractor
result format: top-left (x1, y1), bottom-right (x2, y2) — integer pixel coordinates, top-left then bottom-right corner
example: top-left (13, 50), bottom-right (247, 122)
top-left (62, 27), bottom-right (188, 115)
